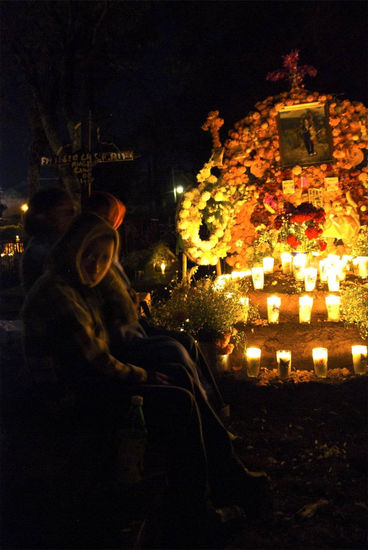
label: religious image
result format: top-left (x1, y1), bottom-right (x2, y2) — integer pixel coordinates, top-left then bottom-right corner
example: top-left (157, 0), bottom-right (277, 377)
top-left (277, 102), bottom-right (334, 167)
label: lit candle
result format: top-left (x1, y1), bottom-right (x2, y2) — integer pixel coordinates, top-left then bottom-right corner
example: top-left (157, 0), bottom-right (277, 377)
top-left (160, 262), bottom-right (166, 275)
top-left (341, 255), bottom-right (352, 271)
top-left (216, 354), bottom-right (229, 374)
top-left (357, 256), bottom-right (368, 279)
top-left (281, 252), bottom-right (292, 274)
top-left (263, 256), bottom-right (274, 274)
top-left (351, 345), bottom-right (367, 375)
top-left (299, 295), bottom-right (313, 324)
top-left (293, 253), bottom-right (307, 281)
top-left (276, 350), bottom-right (291, 380)
top-left (327, 268), bottom-right (340, 291)
top-left (352, 257), bottom-right (360, 275)
top-left (246, 347), bottom-right (261, 378)
top-left (312, 347), bottom-right (328, 378)
top-left (267, 296), bottom-right (281, 324)
top-left (327, 254), bottom-right (340, 268)
top-left (319, 258), bottom-right (328, 282)
top-left (325, 295), bottom-right (340, 322)
top-left (304, 267), bottom-right (317, 291)
top-left (239, 296), bottom-right (250, 323)
top-left (251, 267), bottom-right (264, 290)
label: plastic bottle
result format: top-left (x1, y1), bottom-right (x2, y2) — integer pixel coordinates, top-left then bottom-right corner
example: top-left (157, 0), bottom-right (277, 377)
top-left (117, 395), bottom-right (148, 484)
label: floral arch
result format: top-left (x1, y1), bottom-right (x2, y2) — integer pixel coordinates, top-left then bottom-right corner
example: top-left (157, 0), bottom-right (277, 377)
top-left (177, 52), bottom-right (368, 268)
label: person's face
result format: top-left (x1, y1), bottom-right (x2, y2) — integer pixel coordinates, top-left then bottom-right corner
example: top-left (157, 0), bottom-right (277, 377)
top-left (80, 237), bottom-right (114, 287)
top-left (49, 201), bottom-right (77, 236)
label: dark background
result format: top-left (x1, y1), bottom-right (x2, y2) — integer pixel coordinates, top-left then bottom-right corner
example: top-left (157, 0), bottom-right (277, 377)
top-left (0, 1), bottom-right (367, 209)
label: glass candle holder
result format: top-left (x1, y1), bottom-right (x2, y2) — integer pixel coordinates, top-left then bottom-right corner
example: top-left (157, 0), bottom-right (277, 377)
top-left (327, 268), bottom-right (340, 291)
top-left (215, 354), bottom-right (229, 375)
top-left (319, 258), bottom-right (328, 283)
top-left (325, 295), bottom-right (340, 322)
top-left (267, 296), bottom-right (281, 324)
top-left (245, 347), bottom-right (261, 378)
top-left (357, 256), bottom-right (368, 279)
top-left (299, 295), bottom-right (313, 324)
top-left (281, 252), bottom-right (292, 274)
top-left (351, 345), bottom-right (367, 375)
top-left (276, 350), bottom-right (291, 380)
top-left (239, 296), bottom-right (250, 323)
top-left (263, 256), bottom-right (274, 274)
top-left (352, 257), bottom-right (359, 275)
top-left (312, 347), bottom-right (328, 378)
top-left (251, 267), bottom-right (264, 290)
top-left (293, 253), bottom-right (307, 281)
top-left (304, 267), bottom-right (317, 291)
top-left (341, 255), bottom-right (352, 273)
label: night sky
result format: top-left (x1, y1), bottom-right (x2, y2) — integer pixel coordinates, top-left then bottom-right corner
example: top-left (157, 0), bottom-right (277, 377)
top-left (0, 1), bottom-right (367, 195)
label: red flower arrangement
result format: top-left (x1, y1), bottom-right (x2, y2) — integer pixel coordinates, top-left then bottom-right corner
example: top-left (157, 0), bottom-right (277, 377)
top-left (275, 202), bottom-right (327, 252)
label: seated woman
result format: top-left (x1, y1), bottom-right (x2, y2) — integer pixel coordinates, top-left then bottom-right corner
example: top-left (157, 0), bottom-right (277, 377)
top-left (83, 191), bottom-right (228, 416)
top-left (21, 187), bottom-right (77, 292)
top-left (21, 213), bottom-right (271, 548)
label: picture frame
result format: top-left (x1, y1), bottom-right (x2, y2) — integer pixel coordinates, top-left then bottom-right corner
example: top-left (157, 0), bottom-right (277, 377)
top-left (277, 102), bottom-right (334, 168)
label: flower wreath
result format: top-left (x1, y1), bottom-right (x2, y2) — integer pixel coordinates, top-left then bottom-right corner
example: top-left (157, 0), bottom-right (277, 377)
top-left (176, 162), bottom-right (233, 265)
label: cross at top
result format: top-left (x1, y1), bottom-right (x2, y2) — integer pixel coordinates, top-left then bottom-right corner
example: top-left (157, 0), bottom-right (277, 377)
top-left (266, 50), bottom-right (317, 91)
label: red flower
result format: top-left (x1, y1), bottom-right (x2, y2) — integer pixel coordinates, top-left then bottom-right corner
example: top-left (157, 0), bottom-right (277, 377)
top-left (287, 234), bottom-right (301, 248)
top-left (290, 213), bottom-right (310, 224)
top-left (319, 241), bottom-right (327, 251)
top-left (305, 226), bottom-right (319, 240)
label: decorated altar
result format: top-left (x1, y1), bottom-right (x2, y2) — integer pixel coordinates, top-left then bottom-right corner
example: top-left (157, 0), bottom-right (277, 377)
top-left (164, 51), bottom-right (368, 377)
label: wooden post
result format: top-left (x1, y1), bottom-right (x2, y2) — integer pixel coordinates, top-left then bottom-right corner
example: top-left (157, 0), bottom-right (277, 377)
top-left (216, 259), bottom-right (222, 277)
top-left (182, 253), bottom-right (188, 281)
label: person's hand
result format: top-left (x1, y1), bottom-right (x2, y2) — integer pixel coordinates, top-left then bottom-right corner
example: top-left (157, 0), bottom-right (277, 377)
top-left (146, 371), bottom-right (172, 386)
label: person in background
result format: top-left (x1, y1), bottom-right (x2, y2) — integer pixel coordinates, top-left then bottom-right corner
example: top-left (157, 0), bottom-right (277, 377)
top-left (21, 187), bottom-right (77, 292)
top-left (83, 191), bottom-right (229, 417)
top-left (21, 212), bottom-right (271, 549)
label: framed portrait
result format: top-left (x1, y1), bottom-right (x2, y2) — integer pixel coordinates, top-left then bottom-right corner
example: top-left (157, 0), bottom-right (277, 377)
top-left (277, 102), bottom-right (334, 168)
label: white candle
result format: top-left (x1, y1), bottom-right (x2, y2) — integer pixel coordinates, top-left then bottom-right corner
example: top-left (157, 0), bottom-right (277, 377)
top-left (239, 296), bottom-right (250, 323)
top-left (299, 295), bottom-right (313, 323)
top-left (281, 252), bottom-right (292, 274)
top-left (246, 347), bottom-right (261, 378)
top-left (352, 257), bottom-right (360, 275)
top-left (357, 256), bottom-right (368, 278)
top-left (351, 345), bottom-right (367, 375)
top-left (312, 347), bottom-right (328, 378)
top-left (341, 255), bottom-right (352, 271)
top-left (267, 296), bottom-right (281, 324)
top-left (276, 350), bottom-right (291, 379)
top-left (325, 295), bottom-right (340, 322)
top-left (251, 267), bottom-right (264, 290)
top-left (263, 256), bottom-right (274, 274)
top-left (304, 267), bottom-right (317, 291)
top-left (327, 268), bottom-right (340, 291)
top-left (327, 254), bottom-right (340, 268)
top-left (216, 354), bottom-right (229, 374)
top-left (293, 253), bottom-right (307, 281)
top-left (319, 258), bottom-right (328, 282)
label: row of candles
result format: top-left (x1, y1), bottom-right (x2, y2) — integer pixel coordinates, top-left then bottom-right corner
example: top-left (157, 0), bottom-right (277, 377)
top-left (239, 294), bottom-right (342, 323)
top-left (241, 345), bottom-right (368, 379)
top-left (267, 294), bottom-right (342, 323)
top-left (250, 253), bottom-right (368, 292)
